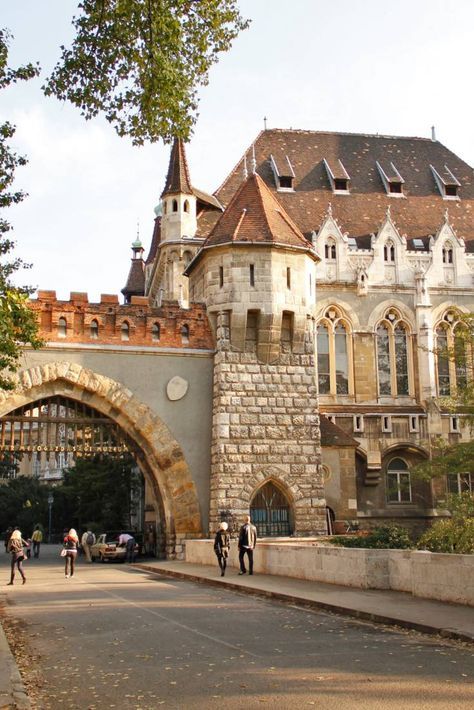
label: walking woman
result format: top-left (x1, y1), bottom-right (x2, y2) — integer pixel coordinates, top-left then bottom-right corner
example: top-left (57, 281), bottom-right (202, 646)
top-left (7, 529), bottom-right (28, 585)
top-left (213, 521), bottom-right (231, 577)
top-left (63, 528), bottom-right (79, 578)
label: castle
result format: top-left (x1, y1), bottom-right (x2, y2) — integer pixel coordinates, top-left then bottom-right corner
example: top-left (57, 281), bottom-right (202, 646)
top-left (1, 128), bottom-right (473, 556)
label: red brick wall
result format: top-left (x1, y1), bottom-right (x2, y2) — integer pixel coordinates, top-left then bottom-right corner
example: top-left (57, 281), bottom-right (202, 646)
top-left (29, 292), bottom-right (215, 350)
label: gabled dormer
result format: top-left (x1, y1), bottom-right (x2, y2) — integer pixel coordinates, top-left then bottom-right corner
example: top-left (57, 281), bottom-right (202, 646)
top-left (376, 161), bottom-right (405, 197)
top-left (270, 154), bottom-right (295, 191)
top-left (430, 164), bottom-right (461, 200)
top-left (323, 159), bottom-right (350, 193)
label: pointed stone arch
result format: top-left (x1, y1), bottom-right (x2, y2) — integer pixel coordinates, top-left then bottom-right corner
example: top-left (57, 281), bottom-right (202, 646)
top-left (0, 362), bottom-right (202, 556)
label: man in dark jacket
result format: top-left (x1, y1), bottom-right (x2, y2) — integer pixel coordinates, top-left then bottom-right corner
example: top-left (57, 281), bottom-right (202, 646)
top-left (238, 515), bottom-right (257, 575)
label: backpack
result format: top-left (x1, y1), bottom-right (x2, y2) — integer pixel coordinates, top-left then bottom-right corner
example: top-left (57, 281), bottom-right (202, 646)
top-left (86, 532), bottom-right (94, 545)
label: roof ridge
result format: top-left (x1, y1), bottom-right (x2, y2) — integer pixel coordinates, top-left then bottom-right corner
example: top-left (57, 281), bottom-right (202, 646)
top-left (262, 128), bottom-right (438, 142)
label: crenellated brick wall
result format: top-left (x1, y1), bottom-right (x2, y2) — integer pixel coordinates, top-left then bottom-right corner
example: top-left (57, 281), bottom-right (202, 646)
top-left (29, 291), bottom-right (215, 350)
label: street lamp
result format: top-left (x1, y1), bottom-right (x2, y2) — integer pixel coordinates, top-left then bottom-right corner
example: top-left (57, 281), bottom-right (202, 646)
top-left (47, 493), bottom-right (54, 544)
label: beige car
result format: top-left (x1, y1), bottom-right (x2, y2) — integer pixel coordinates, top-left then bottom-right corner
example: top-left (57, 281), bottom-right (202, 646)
top-left (90, 532), bottom-right (138, 562)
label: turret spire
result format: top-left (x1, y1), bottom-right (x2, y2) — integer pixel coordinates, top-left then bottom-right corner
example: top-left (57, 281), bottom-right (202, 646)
top-left (161, 138), bottom-right (193, 197)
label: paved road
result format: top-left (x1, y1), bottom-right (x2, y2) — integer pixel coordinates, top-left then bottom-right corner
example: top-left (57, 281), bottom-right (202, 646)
top-left (1, 546), bottom-right (473, 709)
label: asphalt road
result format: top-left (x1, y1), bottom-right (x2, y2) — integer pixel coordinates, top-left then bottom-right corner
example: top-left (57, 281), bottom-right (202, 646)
top-left (1, 545), bottom-right (473, 709)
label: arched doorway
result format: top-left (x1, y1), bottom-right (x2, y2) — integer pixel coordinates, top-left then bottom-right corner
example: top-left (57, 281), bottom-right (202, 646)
top-left (0, 362), bottom-right (203, 558)
top-left (250, 481), bottom-right (293, 537)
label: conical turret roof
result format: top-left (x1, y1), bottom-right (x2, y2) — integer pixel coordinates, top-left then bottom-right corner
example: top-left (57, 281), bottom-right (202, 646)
top-left (202, 172), bottom-right (313, 250)
top-left (161, 138), bottom-right (193, 197)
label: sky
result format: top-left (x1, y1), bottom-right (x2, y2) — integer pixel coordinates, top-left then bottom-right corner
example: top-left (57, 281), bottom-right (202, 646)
top-left (2, 0), bottom-right (474, 302)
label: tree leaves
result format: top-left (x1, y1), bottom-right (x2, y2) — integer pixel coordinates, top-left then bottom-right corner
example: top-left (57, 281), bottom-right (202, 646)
top-left (0, 29), bottom-right (43, 391)
top-left (44, 0), bottom-right (250, 144)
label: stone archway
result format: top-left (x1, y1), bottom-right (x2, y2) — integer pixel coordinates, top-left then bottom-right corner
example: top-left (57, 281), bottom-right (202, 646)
top-left (0, 362), bottom-right (202, 557)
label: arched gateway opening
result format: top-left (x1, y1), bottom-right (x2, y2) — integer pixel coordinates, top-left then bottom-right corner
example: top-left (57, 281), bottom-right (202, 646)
top-left (0, 363), bottom-right (202, 558)
top-left (250, 481), bottom-right (293, 537)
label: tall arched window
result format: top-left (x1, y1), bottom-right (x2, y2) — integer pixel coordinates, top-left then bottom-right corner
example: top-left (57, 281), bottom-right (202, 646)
top-left (183, 199), bottom-right (189, 213)
top-left (90, 319), bottom-right (99, 340)
top-left (317, 307), bottom-right (351, 395)
top-left (172, 199), bottom-right (178, 212)
top-left (384, 241), bottom-right (395, 262)
top-left (386, 458), bottom-right (412, 503)
top-left (181, 324), bottom-right (189, 344)
top-left (442, 243), bottom-right (454, 264)
top-left (151, 322), bottom-right (160, 341)
top-left (57, 317), bottom-right (67, 338)
top-left (376, 309), bottom-right (411, 397)
top-left (325, 238), bottom-right (337, 260)
top-left (121, 321), bottom-right (130, 341)
top-left (435, 310), bottom-right (472, 395)
top-left (250, 481), bottom-right (292, 536)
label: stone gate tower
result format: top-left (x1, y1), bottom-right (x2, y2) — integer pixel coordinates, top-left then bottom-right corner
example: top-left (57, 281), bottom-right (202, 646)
top-left (186, 167), bottom-right (327, 535)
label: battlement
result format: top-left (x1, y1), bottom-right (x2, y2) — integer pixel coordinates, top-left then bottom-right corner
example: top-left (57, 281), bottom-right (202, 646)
top-left (29, 292), bottom-right (214, 350)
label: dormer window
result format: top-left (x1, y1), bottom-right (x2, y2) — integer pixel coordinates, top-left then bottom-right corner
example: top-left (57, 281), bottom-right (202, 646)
top-left (376, 161), bottom-right (405, 197)
top-left (430, 165), bottom-right (460, 199)
top-left (270, 154), bottom-right (295, 191)
top-left (442, 243), bottom-right (454, 264)
top-left (323, 159), bottom-right (350, 194)
top-left (384, 241), bottom-right (395, 262)
top-left (325, 239), bottom-right (337, 260)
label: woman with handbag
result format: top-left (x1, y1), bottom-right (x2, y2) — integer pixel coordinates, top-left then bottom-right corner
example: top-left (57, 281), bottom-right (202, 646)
top-left (63, 528), bottom-right (79, 578)
top-left (213, 521), bottom-right (231, 577)
top-left (7, 529), bottom-right (28, 585)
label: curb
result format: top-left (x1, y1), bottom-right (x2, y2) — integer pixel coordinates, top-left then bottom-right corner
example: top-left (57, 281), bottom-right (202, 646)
top-left (135, 563), bottom-right (474, 646)
top-left (0, 618), bottom-right (30, 710)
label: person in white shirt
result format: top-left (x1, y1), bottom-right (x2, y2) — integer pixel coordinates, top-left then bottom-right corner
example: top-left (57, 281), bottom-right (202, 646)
top-left (81, 530), bottom-right (95, 562)
top-left (118, 532), bottom-right (135, 563)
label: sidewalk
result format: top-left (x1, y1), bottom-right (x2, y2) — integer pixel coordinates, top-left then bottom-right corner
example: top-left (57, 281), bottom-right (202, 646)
top-left (134, 559), bottom-right (474, 644)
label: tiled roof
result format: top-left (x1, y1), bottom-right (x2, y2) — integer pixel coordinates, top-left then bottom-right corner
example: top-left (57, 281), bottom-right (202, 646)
top-left (319, 415), bottom-right (358, 447)
top-left (198, 129), bottom-right (474, 242)
top-left (145, 217), bottom-right (161, 265)
top-left (121, 259), bottom-right (145, 298)
top-left (201, 171), bottom-right (315, 251)
top-left (161, 138), bottom-right (193, 197)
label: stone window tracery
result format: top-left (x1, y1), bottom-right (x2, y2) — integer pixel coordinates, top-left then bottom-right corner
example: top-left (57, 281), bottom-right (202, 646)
top-left (383, 241), bottom-right (395, 262)
top-left (386, 457), bottom-right (412, 503)
top-left (442, 243), bottom-right (454, 264)
top-left (324, 238), bottom-right (337, 260)
top-left (435, 310), bottom-right (471, 396)
top-left (376, 308), bottom-right (411, 397)
top-left (317, 306), bottom-right (351, 395)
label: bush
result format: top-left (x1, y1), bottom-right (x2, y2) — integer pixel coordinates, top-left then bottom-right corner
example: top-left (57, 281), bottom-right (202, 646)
top-left (331, 525), bottom-right (413, 550)
top-left (418, 493), bottom-right (474, 554)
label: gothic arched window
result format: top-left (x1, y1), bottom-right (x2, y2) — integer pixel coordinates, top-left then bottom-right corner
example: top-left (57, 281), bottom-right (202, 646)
top-left (324, 238), bottom-right (337, 260)
top-left (250, 481), bottom-right (292, 536)
top-left (121, 321), bottom-right (130, 341)
top-left (57, 317), bottom-right (67, 338)
top-left (435, 310), bottom-right (471, 396)
top-left (386, 458), bottom-right (412, 503)
top-left (151, 323), bottom-right (160, 342)
top-left (181, 324), bottom-right (189, 344)
top-left (172, 199), bottom-right (178, 212)
top-left (376, 309), bottom-right (411, 397)
top-left (183, 199), bottom-right (189, 213)
top-left (90, 319), bottom-right (99, 340)
top-left (317, 307), bottom-right (351, 395)
top-left (442, 243), bottom-right (454, 264)
top-left (383, 241), bottom-right (395, 262)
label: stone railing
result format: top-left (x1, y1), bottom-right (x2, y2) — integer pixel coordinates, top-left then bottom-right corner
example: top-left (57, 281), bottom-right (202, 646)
top-left (185, 539), bottom-right (474, 607)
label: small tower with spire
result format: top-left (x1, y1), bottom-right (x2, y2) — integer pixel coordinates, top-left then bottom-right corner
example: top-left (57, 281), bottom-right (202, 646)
top-left (160, 138), bottom-right (197, 243)
top-left (121, 234), bottom-right (145, 304)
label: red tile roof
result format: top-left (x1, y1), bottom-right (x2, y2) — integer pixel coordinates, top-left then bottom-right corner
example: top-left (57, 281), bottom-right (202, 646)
top-left (202, 172), bottom-right (315, 252)
top-left (197, 129), bottom-right (474, 242)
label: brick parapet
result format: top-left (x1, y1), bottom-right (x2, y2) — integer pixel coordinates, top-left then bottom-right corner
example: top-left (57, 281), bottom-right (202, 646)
top-left (29, 293), bottom-right (214, 350)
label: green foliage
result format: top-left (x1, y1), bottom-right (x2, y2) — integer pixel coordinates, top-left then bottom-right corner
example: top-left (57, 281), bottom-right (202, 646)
top-left (0, 476), bottom-right (50, 536)
top-left (0, 29), bottom-right (43, 390)
top-left (331, 525), bottom-right (413, 549)
top-left (44, 0), bottom-right (250, 144)
top-left (417, 493), bottom-right (474, 554)
top-left (413, 438), bottom-right (474, 481)
top-left (57, 454), bottom-right (143, 532)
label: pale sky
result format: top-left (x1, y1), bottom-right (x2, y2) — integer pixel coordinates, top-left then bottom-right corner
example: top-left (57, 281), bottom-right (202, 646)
top-left (3, 0), bottom-right (474, 301)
